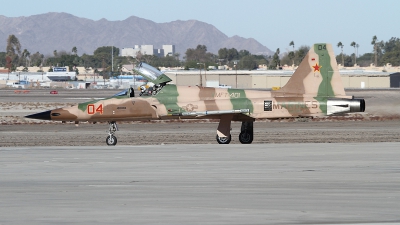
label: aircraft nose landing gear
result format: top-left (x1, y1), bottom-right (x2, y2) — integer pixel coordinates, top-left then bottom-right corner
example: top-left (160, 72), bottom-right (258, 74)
top-left (106, 121), bottom-right (118, 146)
top-left (216, 134), bottom-right (231, 144)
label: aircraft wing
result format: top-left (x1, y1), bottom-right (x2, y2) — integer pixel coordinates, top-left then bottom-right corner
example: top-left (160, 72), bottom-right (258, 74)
top-left (168, 109), bottom-right (254, 121)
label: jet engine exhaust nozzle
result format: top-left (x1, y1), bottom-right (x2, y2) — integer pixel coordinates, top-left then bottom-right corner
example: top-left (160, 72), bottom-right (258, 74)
top-left (327, 99), bottom-right (365, 115)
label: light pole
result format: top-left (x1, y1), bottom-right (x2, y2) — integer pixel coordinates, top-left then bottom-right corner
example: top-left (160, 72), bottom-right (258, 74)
top-left (118, 66), bottom-right (121, 86)
top-left (234, 60), bottom-right (238, 88)
top-left (111, 46), bottom-right (114, 72)
top-left (197, 63), bottom-right (205, 87)
top-left (356, 44), bottom-right (359, 57)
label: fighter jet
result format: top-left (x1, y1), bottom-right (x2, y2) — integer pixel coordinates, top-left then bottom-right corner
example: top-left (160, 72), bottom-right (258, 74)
top-left (26, 43), bottom-right (365, 145)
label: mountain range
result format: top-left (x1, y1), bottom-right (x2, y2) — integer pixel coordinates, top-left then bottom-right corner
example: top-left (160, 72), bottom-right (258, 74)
top-left (0, 12), bottom-right (273, 57)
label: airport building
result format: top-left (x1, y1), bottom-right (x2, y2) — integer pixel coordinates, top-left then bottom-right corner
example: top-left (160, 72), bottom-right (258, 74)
top-left (121, 45), bottom-right (175, 58)
top-left (164, 69), bottom-right (392, 89)
top-left (158, 62), bottom-right (400, 89)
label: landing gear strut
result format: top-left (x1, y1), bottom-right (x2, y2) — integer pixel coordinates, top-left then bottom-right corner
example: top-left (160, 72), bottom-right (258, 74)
top-left (216, 115), bottom-right (233, 144)
top-left (106, 121), bottom-right (118, 146)
top-left (239, 121), bottom-right (254, 144)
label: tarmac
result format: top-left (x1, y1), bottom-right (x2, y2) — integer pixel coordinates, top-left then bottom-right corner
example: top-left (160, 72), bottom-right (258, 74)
top-left (1, 143), bottom-right (400, 225)
top-left (1, 88), bottom-right (400, 224)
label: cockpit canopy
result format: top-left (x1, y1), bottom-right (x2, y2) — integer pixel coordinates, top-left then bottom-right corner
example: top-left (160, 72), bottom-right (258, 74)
top-left (134, 62), bottom-right (164, 80)
top-left (113, 63), bottom-right (172, 98)
top-left (133, 62), bottom-right (172, 85)
top-left (114, 62), bottom-right (172, 97)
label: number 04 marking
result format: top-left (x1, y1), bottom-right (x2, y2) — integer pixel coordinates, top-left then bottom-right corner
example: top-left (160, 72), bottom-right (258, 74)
top-left (87, 104), bottom-right (103, 114)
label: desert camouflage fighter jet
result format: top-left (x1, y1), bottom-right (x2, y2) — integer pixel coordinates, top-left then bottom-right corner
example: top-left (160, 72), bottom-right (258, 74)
top-left (26, 43), bottom-right (365, 145)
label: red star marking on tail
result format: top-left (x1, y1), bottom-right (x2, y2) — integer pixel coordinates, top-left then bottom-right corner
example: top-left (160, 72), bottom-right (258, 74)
top-left (312, 63), bottom-right (322, 72)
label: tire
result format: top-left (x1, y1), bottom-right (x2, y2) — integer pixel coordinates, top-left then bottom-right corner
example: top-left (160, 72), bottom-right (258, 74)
top-left (106, 135), bottom-right (117, 146)
top-left (239, 132), bottom-right (253, 144)
top-left (216, 134), bottom-right (231, 144)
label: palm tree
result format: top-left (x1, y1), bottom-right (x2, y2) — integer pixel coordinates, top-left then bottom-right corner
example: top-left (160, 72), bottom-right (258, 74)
top-left (21, 49), bottom-right (28, 66)
top-left (371, 35), bottom-right (378, 66)
top-left (337, 42), bottom-right (344, 66)
top-left (174, 53), bottom-right (180, 61)
top-left (356, 44), bottom-right (359, 60)
top-left (53, 50), bottom-right (58, 58)
top-left (72, 46), bottom-right (78, 55)
top-left (288, 51), bottom-right (295, 66)
top-left (289, 41), bottom-right (295, 65)
top-left (272, 48), bottom-right (280, 69)
top-left (26, 51), bottom-right (30, 67)
top-left (21, 49), bottom-right (30, 67)
top-left (289, 41), bottom-right (295, 51)
top-left (350, 41), bottom-right (357, 65)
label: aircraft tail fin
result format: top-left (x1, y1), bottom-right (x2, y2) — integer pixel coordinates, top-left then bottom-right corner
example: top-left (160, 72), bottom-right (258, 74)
top-left (277, 43), bottom-right (346, 97)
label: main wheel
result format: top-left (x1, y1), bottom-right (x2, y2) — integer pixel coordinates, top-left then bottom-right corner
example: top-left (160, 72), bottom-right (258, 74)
top-left (239, 132), bottom-right (253, 144)
top-left (216, 134), bottom-right (231, 144)
top-left (106, 135), bottom-right (117, 146)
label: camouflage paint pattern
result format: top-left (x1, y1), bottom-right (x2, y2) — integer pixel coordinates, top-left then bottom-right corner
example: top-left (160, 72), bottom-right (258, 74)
top-left (27, 43), bottom-right (364, 124)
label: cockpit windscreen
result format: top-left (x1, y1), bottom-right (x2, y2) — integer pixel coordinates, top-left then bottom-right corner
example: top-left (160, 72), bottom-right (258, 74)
top-left (113, 89), bottom-right (128, 97)
top-left (134, 62), bottom-right (164, 80)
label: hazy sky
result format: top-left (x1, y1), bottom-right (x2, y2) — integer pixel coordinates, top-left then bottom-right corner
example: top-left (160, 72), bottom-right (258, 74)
top-left (2, 0), bottom-right (399, 56)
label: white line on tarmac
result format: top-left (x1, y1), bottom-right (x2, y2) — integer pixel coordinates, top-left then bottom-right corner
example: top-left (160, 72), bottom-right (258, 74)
top-left (63, 98), bottom-right (105, 100)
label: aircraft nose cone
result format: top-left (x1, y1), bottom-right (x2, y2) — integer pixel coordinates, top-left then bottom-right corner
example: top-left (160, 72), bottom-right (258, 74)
top-left (25, 110), bottom-right (52, 120)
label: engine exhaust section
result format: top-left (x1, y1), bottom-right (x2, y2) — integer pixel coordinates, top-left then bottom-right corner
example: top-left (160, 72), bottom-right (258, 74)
top-left (327, 98), bottom-right (365, 115)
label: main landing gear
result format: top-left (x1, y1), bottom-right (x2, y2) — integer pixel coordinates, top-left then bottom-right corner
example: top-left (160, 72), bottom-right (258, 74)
top-left (106, 121), bottom-right (118, 146)
top-left (216, 119), bottom-right (254, 144)
top-left (239, 121), bottom-right (253, 144)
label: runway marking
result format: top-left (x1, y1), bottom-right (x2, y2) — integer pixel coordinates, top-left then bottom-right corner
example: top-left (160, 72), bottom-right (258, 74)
top-left (63, 98), bottom-right (105, 100)
top-left (85, 185), bottom-right (134, 187)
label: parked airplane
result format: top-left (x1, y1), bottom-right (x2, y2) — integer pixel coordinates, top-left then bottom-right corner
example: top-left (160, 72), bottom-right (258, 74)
top-left (26, 43), bottom-right (365, 145)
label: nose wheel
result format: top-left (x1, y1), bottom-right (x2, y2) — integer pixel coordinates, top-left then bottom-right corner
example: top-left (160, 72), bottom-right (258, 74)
top-left (106, 121), bottom-right (118, 146)
top-left (106, 135), bottom-right (117, 146)
top-left (216, 134), bottom-right (231, 144)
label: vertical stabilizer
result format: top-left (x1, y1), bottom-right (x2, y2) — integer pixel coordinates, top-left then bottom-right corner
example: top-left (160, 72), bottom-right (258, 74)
top-left (278, 43), bottom-right (345, 97)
